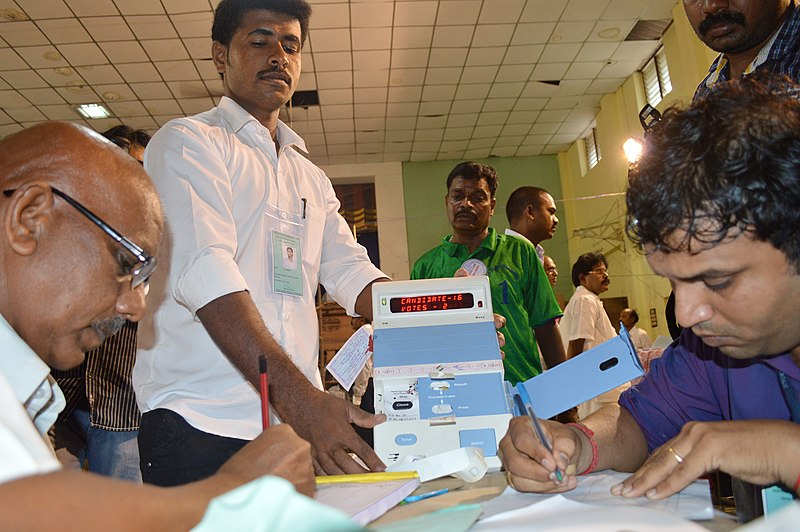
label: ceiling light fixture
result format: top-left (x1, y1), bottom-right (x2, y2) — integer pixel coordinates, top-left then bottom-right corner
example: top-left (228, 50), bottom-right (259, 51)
top-left (75, 103), bottom-right (112, 119)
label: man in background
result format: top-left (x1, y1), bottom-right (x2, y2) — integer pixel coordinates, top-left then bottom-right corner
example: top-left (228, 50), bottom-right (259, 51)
top-left (543, 256), bottom-right (559, 288)
top-left (51, 125), bottom-right (151, 482)
top-left (686, 0), bottom-right (798, 99)
top-left (620, 308), bottom-right (653, 351)
top-left (412, 162), bottom-right (566, 385)
top-left (505, 186), bottom-right (559, 265)
top-left (559, 252), bottom-right (619, 419)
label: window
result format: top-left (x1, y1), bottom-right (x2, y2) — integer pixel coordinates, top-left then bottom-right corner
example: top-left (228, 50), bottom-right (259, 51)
top-left (641, 46), bottom-right (672, 107)
top-left (584, 127), bottom-right (601, 170)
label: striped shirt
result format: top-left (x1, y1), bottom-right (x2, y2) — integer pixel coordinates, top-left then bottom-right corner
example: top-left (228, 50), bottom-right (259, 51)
top-left (694, 1), bottom-right (800, 101)
top-left (51, 320), bottom-right (140, 431)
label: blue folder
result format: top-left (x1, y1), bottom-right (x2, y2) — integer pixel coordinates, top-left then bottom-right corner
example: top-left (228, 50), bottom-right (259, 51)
top-left (512, 324), bottom-right (644, 419)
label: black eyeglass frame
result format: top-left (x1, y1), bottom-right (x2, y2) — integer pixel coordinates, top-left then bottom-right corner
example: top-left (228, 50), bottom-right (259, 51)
top-left (2, 187), bottom-right (156, 289)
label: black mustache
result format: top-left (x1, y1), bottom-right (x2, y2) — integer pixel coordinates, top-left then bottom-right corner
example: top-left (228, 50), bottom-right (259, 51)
top-left (698, 10), bottom-right (745, 35)
top-left (91, 315), bottom-right (127, 344)
top-left (258, 68), bottom-right (292, 85)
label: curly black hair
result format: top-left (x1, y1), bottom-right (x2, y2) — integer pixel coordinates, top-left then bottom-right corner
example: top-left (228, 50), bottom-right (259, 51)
top-left (626, 72), bottom-right (800, 272)
top-left (446, 162), bottom-right (499, 198)
top-left (571, 252), bottom-right (607, 287)
top-left (212, 0), bottom-right (312, 47)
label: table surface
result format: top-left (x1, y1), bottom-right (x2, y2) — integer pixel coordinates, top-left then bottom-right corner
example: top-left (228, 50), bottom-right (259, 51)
top-left (372, 471), bottom-right (739, 531)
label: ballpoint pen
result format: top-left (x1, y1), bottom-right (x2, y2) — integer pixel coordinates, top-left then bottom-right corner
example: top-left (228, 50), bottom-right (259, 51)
top-left (514, 384), bottom-right (564, 482)
top-left (400, 487), bottom-right (451, 504)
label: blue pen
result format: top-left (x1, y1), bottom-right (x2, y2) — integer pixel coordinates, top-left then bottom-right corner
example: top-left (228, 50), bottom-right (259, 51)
top-left (514, 384), bottom-right (564, 482)
top-left (401, 487), bottom-right (449, 504)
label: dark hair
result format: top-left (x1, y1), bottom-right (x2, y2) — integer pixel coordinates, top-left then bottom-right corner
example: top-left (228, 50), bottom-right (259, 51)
top-left (627, 309), bottom-right (640, 324)
top-left (571, 252), bottom-right (607, 287)
top-left (212, 0), bottom-right (312, 46)
top-left (102, 125), bottom-right (151, 147)
top-left (505, 186), bottom-right (549, 224)
top-left (446, 162), bottom-right (498, 198)
top-left (626, 72), bottom-right (800, 272)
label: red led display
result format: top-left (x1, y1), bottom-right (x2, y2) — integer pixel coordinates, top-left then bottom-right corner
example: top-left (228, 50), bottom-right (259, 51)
top-left (389, 292), bottom-right (475, 313)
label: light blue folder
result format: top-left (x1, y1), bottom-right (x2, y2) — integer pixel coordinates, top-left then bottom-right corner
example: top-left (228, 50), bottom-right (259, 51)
top-left (512, 325), bottom-right (644, 419)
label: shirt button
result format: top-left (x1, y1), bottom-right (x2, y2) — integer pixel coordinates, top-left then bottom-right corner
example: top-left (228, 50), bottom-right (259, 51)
top-left (281, 212), bottom-right (287, 219)
top-left (284, 315), bottom-right (291, 322)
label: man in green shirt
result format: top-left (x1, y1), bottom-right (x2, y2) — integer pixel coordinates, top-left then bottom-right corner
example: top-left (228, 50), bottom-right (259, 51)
top-left (411, 162), bottom-right (566, 384)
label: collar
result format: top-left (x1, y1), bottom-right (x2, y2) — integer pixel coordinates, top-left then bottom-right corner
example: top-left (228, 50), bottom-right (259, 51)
top-left (0, 313), bottom-right (52, 405)
top-left (216, 96), bottom-right (308, 154)
top-left (504, 227), bottom-right (531, 244)
top-left (442, 227), bottom-right (497, 257)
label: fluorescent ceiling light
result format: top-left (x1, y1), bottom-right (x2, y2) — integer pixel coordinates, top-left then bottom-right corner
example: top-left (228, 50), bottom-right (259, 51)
top-left (75, 103), bottom-right (112, 119)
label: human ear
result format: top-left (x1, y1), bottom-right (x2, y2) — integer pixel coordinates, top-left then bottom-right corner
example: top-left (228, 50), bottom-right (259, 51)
top-left (3, 183), bottom-right (53, 257)
top-left (212, 41), bottom-right (228, 75)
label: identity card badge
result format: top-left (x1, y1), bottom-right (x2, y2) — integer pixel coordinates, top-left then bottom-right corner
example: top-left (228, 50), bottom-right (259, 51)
top-left (272, 230), bottom-right (303, 297)
top-left (459, 258), bottom-right (487, 276)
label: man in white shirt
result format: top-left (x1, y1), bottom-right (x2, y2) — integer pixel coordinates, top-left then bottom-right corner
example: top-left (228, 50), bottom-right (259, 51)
top-left (135, 0), bottom-right (388, 484)
top-left (559, 252), bottom-right (619, 419)
top-left (504, 186), bottom-right (559, 264)
top-left (0, 121), bottom-right (319, 529)
top-left (620, 308), bottom-right (653, 351)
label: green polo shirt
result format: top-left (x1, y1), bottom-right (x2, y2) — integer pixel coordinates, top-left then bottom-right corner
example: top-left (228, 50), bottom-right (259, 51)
top-left (411, 227), bottom-right (562, 384)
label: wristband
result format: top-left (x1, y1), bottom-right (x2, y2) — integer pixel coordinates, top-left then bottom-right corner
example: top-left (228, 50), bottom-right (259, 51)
top-left (794, 471), bottom-right (800, 493)
top-left (567, 422), bottom-right (598, 475)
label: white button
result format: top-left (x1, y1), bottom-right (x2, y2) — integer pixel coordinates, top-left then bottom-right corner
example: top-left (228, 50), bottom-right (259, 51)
top-left (284, 315), bottom-right (291, 322)
top-left (281, 212), bottom-right (287, 219)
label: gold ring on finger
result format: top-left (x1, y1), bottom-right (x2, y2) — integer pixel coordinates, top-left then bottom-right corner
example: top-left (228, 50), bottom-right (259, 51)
top-left (667, 447), bottom-right (684, 464)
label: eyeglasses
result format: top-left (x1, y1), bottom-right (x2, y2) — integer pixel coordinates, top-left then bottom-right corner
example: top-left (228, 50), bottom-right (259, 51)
top-left (447, 191), bottom-right (491, 205)
top-left (589, 268), bottom-right (608, 276)
top-left (3, 187), bottom-right (156, 289)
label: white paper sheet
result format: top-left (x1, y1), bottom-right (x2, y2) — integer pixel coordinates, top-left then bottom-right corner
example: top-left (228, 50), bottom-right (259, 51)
top-left (326, 324), bottom-right (372, 390)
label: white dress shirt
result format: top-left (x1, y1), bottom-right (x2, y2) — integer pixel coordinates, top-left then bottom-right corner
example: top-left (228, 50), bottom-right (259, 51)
top-left (135, 97), bottom-right (385, 440)
top-left (559, 285), bottom-right (621, 419)
top-left (504, 228), bottom-right (545, 264)
top-left (629, 326), bottom-right (653, 351)
top-left (0, 313), bottom-right (63, 484)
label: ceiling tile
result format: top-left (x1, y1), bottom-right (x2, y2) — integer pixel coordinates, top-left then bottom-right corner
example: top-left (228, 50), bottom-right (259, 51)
top-left (602, 0), bottom-right (649, 20)
top-left (586, 77), bottom-right (626, 93)
top-left (0, 21), bottom-right (49, 46)
top-left (353, 87), bottom-right (386, 104)
top-left (432, 26), bottom-right (474, 48)
top-left (142, 98), bottom-right (182, 115)
top-left (588, 19), bottom-right (637, 42)
top-left (353, 69), bottom-right (388, 88)
top-left (107, 100), bottom-right (147, 116)
top-left (325, 119), bottom-right (355, 134)
top-left (36, 103), bottom-right (79, 120)
top-left (95, 83), bottom-right (137, 102)
top-left (16, 0), bottom-right (73, 19)
top-left (531, 62), bottom-right (569, 80)
top-left (99, 41), bottom-right (148, 63)
top-left (65, 0), bottom-right (119, 17)
top-left (350, 2), bottom-right (392, 27)
top-left (353, 50), bottom-right (390, 70)
top-left (447, 112), bottom-right (480, 127)
top-left (35, 66), bottom-right (84, 87)
top-left (114, 0), bottom-right (165, 15)
top-left (171, 12), bottom-right (212, 38)
top-left (521, 80), bottom-right (559, 97)
top-left (57, 43), bottom-right (108, 66)
top-left (461, 65), bottom-right (499, 84)
top-left (418, 101), bottom-right (450, 117)
top-left (394, 2), bottom-right (438, 27)
top-left (130, 81), bottom-right (172, 99)
top-left (478, 0), bottom-right (526, 23)
top-left (476, 111), bottom-right (510, 126)
top-left (5, 105), bottom-right (46, 121)
top-left (76, 64), bottom-right (123, 84)
top-left (81, 16), bottom-right (135, 42)
top-left (391, 48), bottom-right (429, 69)
top-left (576, 41), bottom-right (620, 62)
top-left (313, 51), bottom-right (352, 72)
top-left (0, 89), bottom-right (31, 108)
top-left (598, 59), bottom-right (640, 77)
top-left (386, 102), bottom-right (418, 116)
top-left (503, 45), bottom-right (544, 65)
top-left (489, 82), bottom-right (524, 98)
top-left (0, 123), bottom-right (23, 136)
top-left (387, 85), bottom-right (422, 103)
top-left (612, 40), bottom-right (658, 62)
top-left (465, 47), bottom-right (505, 67)
top-left (495, 64), bottom-right (533, 82)
top-left (310, 28), bottom-right (351, 53)
top-left (539, 109), bottom-right (571, 121)
top-left (551, 21), bottom-right (595, 42)
top-left (429, 47), bottom-right (468, 68)
top-left (562, 0), bottom-right (610, 21)
top-left (513, 98), bottom-right (548, 112)
top-left (15, 45), bottom-right (69, 68)
top-left (317, 71), bottom-right (353, 89)
top-left (511, 23), bottom-right (555, 46)
top-left (472, 24), bottom-right (515, 47)
top-left (389, 68), bottom-right (426, 86)
top-left (564, 61), bottom-right (604, 79)
top-left (18, 87), bottom-right (64, 105)
top-left (557, 79), bottom-right (593, 95)
top-left (55, 85), bottom-right (100, 104)
top-left (455, 84), bottom-right (490, 100)
top-left (115, 62), bottom-right (161, 82)
top-left (483, 98), bottom-right (517, 112)
top-left (450, 100), bottom-right (484, 115)
top-left (436, 1), bottom-right (482, 25)
top-left (392, 26), bottom-right (434, 50)
top-left (519, 0), bottom-right (568, 22)
top-left (141, 39), bottom-right (189, 61)
top-left (37, 18), bottom-right (91, 44)
top-left (1, 69), bottom-right (47, 88)
top-left (318, 88), bottom-right (353, 105)
top-left (183, 37), bottom-right (210, 59)
top-left (167, 80), bottom-right (209, 99)
top-left (313, 4), bottom-right (350, 28)
top-left (127, 15), bottom-right (178, 40)
top-left (154, 60), bottom-right (199, 81)
top-left (352, 27), bottom-right (391, 51)
top-left (546, 96), bottom-right (580, 109)
top-left (425, 66), bottom-right (463, 85)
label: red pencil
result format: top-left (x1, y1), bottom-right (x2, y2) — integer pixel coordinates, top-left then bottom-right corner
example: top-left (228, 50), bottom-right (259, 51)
top-left (259, 355), bottom-right (269, 429)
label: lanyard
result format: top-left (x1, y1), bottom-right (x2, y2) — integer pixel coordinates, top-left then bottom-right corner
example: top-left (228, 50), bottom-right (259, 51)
top-left (778, 371), bottom-right (800, 423)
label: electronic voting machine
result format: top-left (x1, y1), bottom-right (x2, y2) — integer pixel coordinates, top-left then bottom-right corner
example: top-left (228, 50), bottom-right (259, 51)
top-left (371, 276), bottom-right (511, 470)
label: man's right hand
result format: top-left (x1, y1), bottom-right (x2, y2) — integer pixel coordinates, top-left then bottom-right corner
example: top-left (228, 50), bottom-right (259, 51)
top-left (499, 416), bottom-right (588, 493)
top-left (218, 424), bottom-right (315, 497)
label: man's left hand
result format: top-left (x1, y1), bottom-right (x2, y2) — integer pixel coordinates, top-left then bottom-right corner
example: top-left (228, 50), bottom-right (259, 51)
top-left (611, 419), bottom-right (800, 499)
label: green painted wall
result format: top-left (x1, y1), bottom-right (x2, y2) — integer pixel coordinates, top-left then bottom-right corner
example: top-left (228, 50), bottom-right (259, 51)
top-left (401, 156), bottom-right (573, 302)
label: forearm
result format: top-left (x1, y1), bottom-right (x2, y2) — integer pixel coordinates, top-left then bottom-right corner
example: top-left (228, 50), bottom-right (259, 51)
top-left (534, 321), bottom-right (567, 368)
top-left (577, 404), bottom-right (649, 474)
top-left (353, 277), bottom-right (390, 320)
top-left (0, 470), bottom-right (232, 531)
top-left (196, 291), bottom-right (319, 419)
top-left (567, 339), bottom-right (585, 359)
